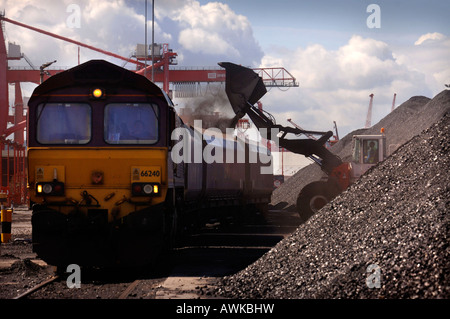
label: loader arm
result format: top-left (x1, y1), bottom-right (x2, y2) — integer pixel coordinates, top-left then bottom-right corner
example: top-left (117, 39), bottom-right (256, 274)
top-left (219, 62), bottom-right (342, 175)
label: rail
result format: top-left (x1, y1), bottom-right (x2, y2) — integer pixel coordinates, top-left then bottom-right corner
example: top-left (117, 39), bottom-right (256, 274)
top-left (13, 275), bottom-right (60, 299)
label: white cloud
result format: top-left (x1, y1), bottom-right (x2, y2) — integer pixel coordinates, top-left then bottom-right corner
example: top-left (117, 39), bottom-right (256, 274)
top-left (1, 0), bottom-right (264, 108)
top-left (1, 0), bottom-right (263, 68)
top-left (178, 28), bottom-right (240, 57)
top-left (172, 1), bottom-right (262, 65)
top-left (414, 32), bottom-right (446, 45)
top-left (2, 0), bottom-right (151, 67)
top-left (396, 33), bottom-right (450, 94)
top-left (258, 35), bottom-right (434, 137)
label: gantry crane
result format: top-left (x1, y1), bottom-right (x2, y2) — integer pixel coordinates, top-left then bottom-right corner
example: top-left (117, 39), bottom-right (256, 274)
top-left (220, 62), bottom-right (388, 223)
top-left (1, 14), bottom-right (298, 139)
top-left (0, 14), bottom-right (299, 205)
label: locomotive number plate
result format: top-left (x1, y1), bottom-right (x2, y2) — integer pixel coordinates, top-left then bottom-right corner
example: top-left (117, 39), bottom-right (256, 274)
top-left (131, 166), bottom-right (162, 183)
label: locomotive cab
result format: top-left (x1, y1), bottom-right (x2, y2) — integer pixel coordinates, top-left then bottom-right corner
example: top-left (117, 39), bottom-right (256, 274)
top-left (27, 60), bottom-right (175, 267)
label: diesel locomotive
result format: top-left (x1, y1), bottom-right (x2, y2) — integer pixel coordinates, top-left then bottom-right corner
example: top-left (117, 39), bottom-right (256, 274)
top-left (27, 60), bottom-right (273, 268)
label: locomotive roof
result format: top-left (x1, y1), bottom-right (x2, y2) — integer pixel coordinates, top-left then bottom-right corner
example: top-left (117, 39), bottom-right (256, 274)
top-left (29, 59), bottom-right (164, 103)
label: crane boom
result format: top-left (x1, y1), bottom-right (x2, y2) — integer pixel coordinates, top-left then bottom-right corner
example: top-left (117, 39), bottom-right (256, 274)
top-left (1, 16), bottom-right (145, 67)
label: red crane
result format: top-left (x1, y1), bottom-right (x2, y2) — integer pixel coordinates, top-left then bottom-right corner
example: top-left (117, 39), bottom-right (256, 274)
top-left (1, 15), bottom-right (298, 137)
top-left (0, 14), bottom-right (299, 204)
top-left (391, 93), bottom-right (397, 112)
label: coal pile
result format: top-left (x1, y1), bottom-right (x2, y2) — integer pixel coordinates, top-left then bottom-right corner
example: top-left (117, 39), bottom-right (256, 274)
top-left (271, 90), bottom-right (450, 210)
top-left (215, 109), bottom-right (449, 298)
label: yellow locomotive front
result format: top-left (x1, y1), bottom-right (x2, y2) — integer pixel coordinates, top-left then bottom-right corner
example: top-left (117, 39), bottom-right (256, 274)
top-left (27, 60), bottom-right (175, 267)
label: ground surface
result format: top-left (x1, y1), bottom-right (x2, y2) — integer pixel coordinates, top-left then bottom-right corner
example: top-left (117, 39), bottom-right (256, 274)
top-left (0, 208), bottom-right (299, 300)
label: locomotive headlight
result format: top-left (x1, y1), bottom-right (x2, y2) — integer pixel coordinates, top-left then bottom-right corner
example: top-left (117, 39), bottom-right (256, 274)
top-left (143, 184), bottom-right (153, 194)
top-left (42, 183), bottom-right (53, 194)
top-left (36, 182), bottom-right (65, 196)
top-left (93, 88), bottom-right (103, 98)
top-left (131, 183), bottom-right (161, 196)
top-left (91, 88), bottom-right (105, 99)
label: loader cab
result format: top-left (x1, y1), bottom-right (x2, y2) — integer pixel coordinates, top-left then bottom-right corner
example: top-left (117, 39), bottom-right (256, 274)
top-left (350, 134), bottom-right (386, 182)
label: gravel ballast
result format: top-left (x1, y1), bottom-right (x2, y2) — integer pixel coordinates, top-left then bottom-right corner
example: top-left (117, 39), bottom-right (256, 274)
top-left (216, 94), bottom-right (449, 299)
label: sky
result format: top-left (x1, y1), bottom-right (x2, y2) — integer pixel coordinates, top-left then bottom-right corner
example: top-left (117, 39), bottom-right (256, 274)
top-left (1, 0), bottom-right (449, 138)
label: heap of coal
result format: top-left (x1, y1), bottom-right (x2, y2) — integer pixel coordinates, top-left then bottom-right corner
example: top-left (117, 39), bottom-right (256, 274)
top-left (271, 90), bottom-right (450, 210)
top-left (216, 91), bottom-right (449, 299)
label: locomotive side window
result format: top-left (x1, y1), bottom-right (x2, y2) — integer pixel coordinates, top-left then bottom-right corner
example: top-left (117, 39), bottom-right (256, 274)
top-left (36, 103), bottom-right (91, 144)
top-left (104, 103), bottom-right (159, 144)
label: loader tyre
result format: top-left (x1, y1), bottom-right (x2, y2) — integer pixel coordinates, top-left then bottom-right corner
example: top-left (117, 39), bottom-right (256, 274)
top-left (296, 181), bottom-right (336, 223)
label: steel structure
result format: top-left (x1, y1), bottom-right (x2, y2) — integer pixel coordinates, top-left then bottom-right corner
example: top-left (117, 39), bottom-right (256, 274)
top-left (0, 136), bottom-right (26, 206)
top-left (391, 93), bottom-right (397, 112)
top-left (365, 93), bottom-right (374, 128)
top-left (137, 57), bottom-right (299, 94)
top-left (0, 14), bottom-right (299, 205)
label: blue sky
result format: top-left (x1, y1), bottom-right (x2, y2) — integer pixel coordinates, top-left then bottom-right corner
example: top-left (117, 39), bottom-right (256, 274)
top-left (206, 0), bottom-right (450, 50)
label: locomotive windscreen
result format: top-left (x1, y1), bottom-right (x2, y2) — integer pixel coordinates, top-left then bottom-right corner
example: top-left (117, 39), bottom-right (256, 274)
top-left (36, 103), bottom-right (92, 144)
top-left (104, 103), bottom-right (159, 144)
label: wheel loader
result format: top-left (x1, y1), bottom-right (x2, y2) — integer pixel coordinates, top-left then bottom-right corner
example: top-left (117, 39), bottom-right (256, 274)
top-left (219, 62), bottom-right (387, 222)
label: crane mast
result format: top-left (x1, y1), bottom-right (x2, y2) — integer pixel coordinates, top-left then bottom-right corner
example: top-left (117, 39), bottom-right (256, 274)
top-left (391, 93), bottom-right (397, 112)
top-left (0, 15), bottom-right (300, 206)
top-left (365, 93), bottom-right (374, 128)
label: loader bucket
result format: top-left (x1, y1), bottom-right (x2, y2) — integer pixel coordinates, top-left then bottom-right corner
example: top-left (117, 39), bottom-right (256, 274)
top-left (218, 62), bottom-right (267, 119)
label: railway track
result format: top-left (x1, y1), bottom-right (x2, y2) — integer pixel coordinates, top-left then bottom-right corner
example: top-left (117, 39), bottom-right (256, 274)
top-left (118, 279), bottom-right (142, 299)
top-left (13, 275), bottom-right (60, 299)
top-left (7, 209), bottom-right (300, 299)
top-left (13, 275), bottom-right (152, 299)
